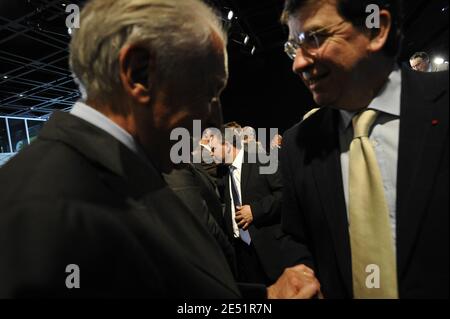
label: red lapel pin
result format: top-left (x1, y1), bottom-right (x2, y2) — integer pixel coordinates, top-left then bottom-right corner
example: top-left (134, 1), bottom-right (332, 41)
top-left (432, 119), bottom-right (439, 126)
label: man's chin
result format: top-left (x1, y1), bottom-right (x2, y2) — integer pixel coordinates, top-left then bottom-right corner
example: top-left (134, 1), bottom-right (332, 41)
top-left (312, 92), bottom-right (331, 108)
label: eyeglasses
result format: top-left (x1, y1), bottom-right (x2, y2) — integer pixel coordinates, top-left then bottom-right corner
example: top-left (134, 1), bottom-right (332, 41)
top-left (284, 21), bottom-right (346, 60)
top-left (410, 60), bottom-right (427, 70)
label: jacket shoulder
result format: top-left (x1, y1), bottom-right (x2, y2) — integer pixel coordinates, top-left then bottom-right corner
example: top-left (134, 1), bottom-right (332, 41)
top-left (283, 107), bottom-right (332, 144)
top-left (0, 138), bottom-right (114, 204)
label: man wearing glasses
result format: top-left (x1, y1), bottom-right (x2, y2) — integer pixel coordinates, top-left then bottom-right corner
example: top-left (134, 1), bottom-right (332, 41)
top-left (280, 0), bottom-right (448, 298)
top-left (409, 52), bottom-right (432, 72)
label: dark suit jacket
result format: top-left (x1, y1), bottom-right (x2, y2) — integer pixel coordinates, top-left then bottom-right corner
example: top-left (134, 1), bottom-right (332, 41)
top-left (0, 111), bottom-right (245, 298)
top-left (162, 164), bottom-right (237, 276)
top-left (192, 163), bottom-right (226, 227)
top-left (223, 153), bottom-right (287, 283)
top-left (281, 67), bottom-right (449, 298)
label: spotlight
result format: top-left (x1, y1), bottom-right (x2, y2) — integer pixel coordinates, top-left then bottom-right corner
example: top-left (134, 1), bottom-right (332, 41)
top-left (62, 3), bottom-right (66, 7)
top-left (19, 94), bottom-right (24, 97)
top-left (3, 75), bottom-right (8, 79)
top-left (68, 27), bottom-right (72, 35)
top-left (227, 10), bottom-right (234, 21)
top-left (243, 35), bottom-right (250, 45)
top-left (434, 57), bottom-right (445, 65)
top-left (251, 46), bottom-right (256, 55)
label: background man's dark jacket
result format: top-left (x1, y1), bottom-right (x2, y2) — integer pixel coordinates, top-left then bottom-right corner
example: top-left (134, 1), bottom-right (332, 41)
top-left (223, 154), bottom-right (291, 283)
top-left (163, 164), bottom-right (237, 275)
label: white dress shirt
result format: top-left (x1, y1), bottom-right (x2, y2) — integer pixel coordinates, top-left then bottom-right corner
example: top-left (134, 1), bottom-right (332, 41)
top-left (70, 101), bottom-right (147, 160)
top-left (339, 68), bottom-right (401, 247)
top-left (229, 148), bottom-right (244, 239)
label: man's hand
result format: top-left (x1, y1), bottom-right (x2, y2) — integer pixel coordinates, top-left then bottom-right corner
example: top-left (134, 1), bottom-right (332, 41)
top-left (235, 205), bottom-right (253, 230)
top-left (267, 264), bottom-right (321, 299)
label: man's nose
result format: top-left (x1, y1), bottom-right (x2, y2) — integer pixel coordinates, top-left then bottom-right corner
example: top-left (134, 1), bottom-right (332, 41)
top-left (292, 48), bottom-right (315, 74)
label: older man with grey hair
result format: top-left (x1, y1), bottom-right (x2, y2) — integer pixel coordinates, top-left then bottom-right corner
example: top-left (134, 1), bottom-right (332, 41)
top-left (0, 0), bottom-right (319, 298)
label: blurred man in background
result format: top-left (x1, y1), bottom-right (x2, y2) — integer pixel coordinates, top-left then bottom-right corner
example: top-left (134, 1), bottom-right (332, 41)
top-left (409, 52), bottom-right (432, 72)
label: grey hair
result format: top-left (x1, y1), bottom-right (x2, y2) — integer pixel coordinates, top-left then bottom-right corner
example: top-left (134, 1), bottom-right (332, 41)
top-left (69, 0), bottom-right (227, 106)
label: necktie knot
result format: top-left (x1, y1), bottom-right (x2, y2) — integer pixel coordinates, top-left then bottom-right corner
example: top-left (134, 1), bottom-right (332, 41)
top-left (352, 109), bottom-right (379, 139)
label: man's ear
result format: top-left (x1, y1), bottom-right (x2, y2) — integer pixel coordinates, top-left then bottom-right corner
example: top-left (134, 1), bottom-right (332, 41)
top-left (367, 9), bottom-right (392, 53)
top-left (119, 45), bottom-right (153, 105)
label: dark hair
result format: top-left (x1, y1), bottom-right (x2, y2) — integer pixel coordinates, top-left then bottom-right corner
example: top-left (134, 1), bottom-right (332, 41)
top-left (410, 51), bottom-right (430, 62)
top-left (223, 121), bottom-right (242, 129)
top-left (217, 125), bottom-right (242, 149)
top-left (281, 0), bottom-right (404, 57)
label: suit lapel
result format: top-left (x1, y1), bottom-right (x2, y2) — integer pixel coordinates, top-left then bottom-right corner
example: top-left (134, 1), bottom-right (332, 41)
top-left (396, 68), bottom-right (448, 278)
top-left (223, 174), bottom-right (234, 239)
top-left (240, 160), bottom-right (252, 203)
top-left (309, 109), bottom-right (353, 296)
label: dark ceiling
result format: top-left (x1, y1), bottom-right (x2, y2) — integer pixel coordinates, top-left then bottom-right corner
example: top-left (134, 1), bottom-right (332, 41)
top-left (0, 0), bottom-right (448, 131)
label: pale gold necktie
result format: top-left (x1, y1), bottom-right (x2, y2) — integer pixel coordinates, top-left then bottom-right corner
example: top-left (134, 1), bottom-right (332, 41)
top-left (348, 109), bottom-right (398, 299)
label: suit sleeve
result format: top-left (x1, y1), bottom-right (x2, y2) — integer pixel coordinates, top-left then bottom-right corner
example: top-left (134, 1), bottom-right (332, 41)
top-left (249, 165), bottom-right (283, 226)
top-left (279, 129), bottom-right (315, 269)
top-left (0, 200), bottom-right (164, 298)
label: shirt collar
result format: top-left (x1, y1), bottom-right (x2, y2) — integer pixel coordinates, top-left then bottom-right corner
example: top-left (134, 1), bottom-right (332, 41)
top-left (340, 67), bottom-right (402, 131)
top-left (231, 148), bottom-right (244, 171)
top-left (70, 101), bottom-right (146, 159)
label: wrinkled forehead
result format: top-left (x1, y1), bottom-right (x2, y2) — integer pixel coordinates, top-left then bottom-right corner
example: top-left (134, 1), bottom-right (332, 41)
top-left (286, 0), bottom-right (340, 35)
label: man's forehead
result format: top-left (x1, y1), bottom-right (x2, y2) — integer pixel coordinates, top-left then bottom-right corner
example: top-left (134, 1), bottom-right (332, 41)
top-left (287, 0), bottom-right (339, 33)
top-left (410, 57), bottom-right (424, 64)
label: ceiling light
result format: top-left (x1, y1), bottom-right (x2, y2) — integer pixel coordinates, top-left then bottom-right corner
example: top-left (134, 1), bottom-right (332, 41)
top-left (251, 46), bottom-right (256, 55)
top-left (3, 75), bottom-right (8, 79)
top-left (67, 27), bottom-right (72, 35)
top-left (244, 35), bottom-right (250, 45)
top-left (227, 10), bottom-right (234, 20)
top-left (434, 57), bottom-right (445, 65)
